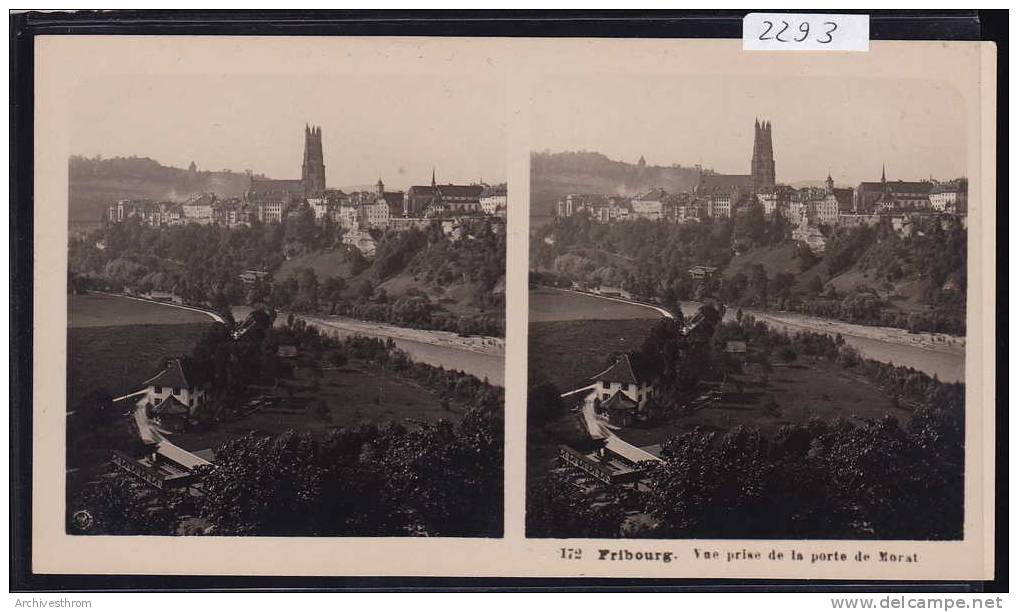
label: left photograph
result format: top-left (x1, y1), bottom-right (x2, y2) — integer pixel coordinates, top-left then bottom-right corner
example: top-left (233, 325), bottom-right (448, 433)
top-left (65, 71), bottom-right (506, 537)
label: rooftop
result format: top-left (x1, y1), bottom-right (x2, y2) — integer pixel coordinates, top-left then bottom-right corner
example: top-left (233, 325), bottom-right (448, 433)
top-left (590, 353), bottom-right (654, 385)
top-left (142, 357), bottom-right (206, 391)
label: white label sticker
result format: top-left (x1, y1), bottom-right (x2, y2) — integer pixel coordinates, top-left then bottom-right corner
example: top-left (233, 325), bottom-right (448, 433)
top-left (743, 13), bottom-right (870, 52)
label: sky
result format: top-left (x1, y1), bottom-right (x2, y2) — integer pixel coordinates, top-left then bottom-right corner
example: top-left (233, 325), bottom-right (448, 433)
top-left (70, 74), bottom-right (506, 190)
top-left (531, 74), bottom-right (968, 186)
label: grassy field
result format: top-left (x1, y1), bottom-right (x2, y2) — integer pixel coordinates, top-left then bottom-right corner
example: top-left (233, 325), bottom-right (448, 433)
top-left (68, 323), bottom-right (214, 402)
top-left (528, 318), bottom-right (661, 391)
top-left (169, 358), bottom-right (454, 452)
top-left (69, 293), bottom-right (212, 328)
top-left (529, 287), bottom-right (661, 322)
top-left (617, 359), bottom-right (908, 447)
top-left (68, 293), bottom-right (217, 401)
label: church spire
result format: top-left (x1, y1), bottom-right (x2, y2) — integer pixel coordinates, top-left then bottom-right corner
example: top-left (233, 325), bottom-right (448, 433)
top-left (431, 167), bottom-right (436, 187)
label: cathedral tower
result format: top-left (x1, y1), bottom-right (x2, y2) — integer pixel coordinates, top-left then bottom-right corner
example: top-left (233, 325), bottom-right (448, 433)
top-left (750, 119), bottom-right (776, 191)
top-left (302, 125), bottom-right (326, 198)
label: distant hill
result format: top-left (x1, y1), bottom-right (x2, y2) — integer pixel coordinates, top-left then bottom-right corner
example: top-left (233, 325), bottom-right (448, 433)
top-left (69, 156), bottom-right (253, 224)
top-left (530, 151), bottom-right (703, 218)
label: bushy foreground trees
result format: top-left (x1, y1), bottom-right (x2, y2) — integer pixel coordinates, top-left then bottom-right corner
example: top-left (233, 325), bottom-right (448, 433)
top-left (195, 404), bottom-right (503, 537)
top-left (71, 317), bottom-right (504, 537)
top-left (527, 316), bottom-right (964, 540)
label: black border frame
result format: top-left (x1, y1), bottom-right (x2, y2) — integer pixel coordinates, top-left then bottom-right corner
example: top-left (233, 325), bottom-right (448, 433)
top-left (9, 9), bottom-right (1008, 593)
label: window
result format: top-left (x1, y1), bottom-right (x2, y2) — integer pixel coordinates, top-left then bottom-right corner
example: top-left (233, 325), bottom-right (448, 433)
top-left (153, 386), bottom-right (162, 394)
top-left (172, 387), bottom-right (180, 396)
top-left (622, 383), bottom-right (630, 391)
top-left (602, 393), bottom-right (609, 400)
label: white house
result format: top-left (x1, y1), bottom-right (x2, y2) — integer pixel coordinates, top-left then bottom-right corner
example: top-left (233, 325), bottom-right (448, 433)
top-left (142, 357), bottom-right (208, 417)
top-left (708, 194), bottom-right (732, 218)
top-left (590, 353), bottom-right (656, 411)
top-left (630, 189), bottom-right (667, 221)
top-left (479, 186), bottom-right (507, 217)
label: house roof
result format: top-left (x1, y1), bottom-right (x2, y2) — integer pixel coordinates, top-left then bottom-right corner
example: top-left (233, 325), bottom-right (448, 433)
top-left (156, 441), bottom-right (212, 470)
top-left (604, 436), bottom-right (662, 464)
top-left (382, 191), bottom-right (404, 207)
top-left (831, 188), bottom-right (854, 211)
top-left (698, 173), bottom-right (752, 193)
top-left (857, 180), bottom-right (932, 194)
top-left (481, 185), bottom-right (507, 197)
top-left (602, 390), bottom-right (639, 411)
top-left (150, 395), bottom-right (190, 416)
top-left (436, 184), bottom-right (484, 199)
top-left (142, 357), bottom-right (205, 390)
top-left (248, 178), bottom-right (304, 195)
top-left (635, 188), bottom-right (669, 201)
top-left (590, 353), bottom-right (653, 385)
top-left (725, 341), bottom-right (748, 354)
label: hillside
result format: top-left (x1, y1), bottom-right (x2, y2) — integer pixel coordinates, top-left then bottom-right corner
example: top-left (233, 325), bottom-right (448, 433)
top-left (271, 220), bottom-right (506, 335)
top-left (530, 151), bottom-right (702, 218)
top-left (276, 246), bottom-right (498, 318)
top-left (69, 155), bottom-right (252, 223)
top-left (531, 214), bottom-right (967, 334)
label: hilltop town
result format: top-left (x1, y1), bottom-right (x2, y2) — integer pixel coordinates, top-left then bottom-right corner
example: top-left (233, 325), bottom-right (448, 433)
top-left (105, 125), bottom-right (507, 259)
top-left (533, 119), bottom-right (968, 338)
top-left (552, 120), bottom-right (967, 254)
top-left (72, 125), bottom-right (508, 337)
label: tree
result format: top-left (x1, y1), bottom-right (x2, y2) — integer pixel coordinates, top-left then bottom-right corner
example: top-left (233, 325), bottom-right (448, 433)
top-left (526, 473), bottom-right (624, 538)
top-left (74, 389), bottom-right (114, 426)
top-left (70, 475), bottom-right (181, 535)
top-left (321, 276), bottom-right (346, 312)
top-left (196, 431), bottom-right (324, 536)
top-left (805, 274), bottom-right (824, 296)
top-left (777, 346), bottom-right (798, 363)
top-left (527, 380), bottom-right (564, 426)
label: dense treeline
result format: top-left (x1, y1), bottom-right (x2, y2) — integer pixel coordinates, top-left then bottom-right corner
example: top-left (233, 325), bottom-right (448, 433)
top-left (70, 210), bottom-right (505, 336)
top-left (531, 211), bottom-right (966, 334)
top-left (527, 315), bottom-right (964, 540)
top-left (71, 315), bottom-right (504, 537)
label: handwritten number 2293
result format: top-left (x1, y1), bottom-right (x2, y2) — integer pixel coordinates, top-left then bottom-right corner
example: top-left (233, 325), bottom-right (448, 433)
top-left (759, 20), bottom-right (837, 44)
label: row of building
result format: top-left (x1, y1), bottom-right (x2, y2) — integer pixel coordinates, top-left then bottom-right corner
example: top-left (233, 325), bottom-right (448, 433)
top-left (556, 172), bottom-right (968, 227)
top-left (107, 176), bottom-right (507, 231)
top-left (106, 124), bottom-right (507, 233)
top-left (556, 118), bottom-right (967, 232)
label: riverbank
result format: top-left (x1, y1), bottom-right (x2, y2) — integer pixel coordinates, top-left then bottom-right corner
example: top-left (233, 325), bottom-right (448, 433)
top-left (298, 314), bottom-right (505, 386)
top-left (740, 308), bottom-right (965, 355)
top-left (298, 314), bottom-right (504, 358)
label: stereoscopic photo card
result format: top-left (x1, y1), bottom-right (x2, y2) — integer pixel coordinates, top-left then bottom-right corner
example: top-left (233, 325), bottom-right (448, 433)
top-left (26, 34), bottom-right (996, 581)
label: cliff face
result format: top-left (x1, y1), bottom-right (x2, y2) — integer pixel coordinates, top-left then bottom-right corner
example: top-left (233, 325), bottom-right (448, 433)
top-left (68, 156), bottom-right (252, 224)
top-left (530, 151), bottom-right (703, 217)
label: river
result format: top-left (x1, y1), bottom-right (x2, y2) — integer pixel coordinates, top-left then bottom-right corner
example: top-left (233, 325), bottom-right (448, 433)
top-left (287, 314), bottom-right (505, 386)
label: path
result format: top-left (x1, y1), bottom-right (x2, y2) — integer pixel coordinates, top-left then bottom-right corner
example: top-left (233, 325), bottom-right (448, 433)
top-left (560, 384), bottom-right (661, 464)
top-left (547, 287), bottom-right (675, 320)
top-left (95, 291), bottom-right (226, 325)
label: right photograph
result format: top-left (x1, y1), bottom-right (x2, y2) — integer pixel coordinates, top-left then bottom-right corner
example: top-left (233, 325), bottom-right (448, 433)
top-left (526, 74), bottom-right (967, 540)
